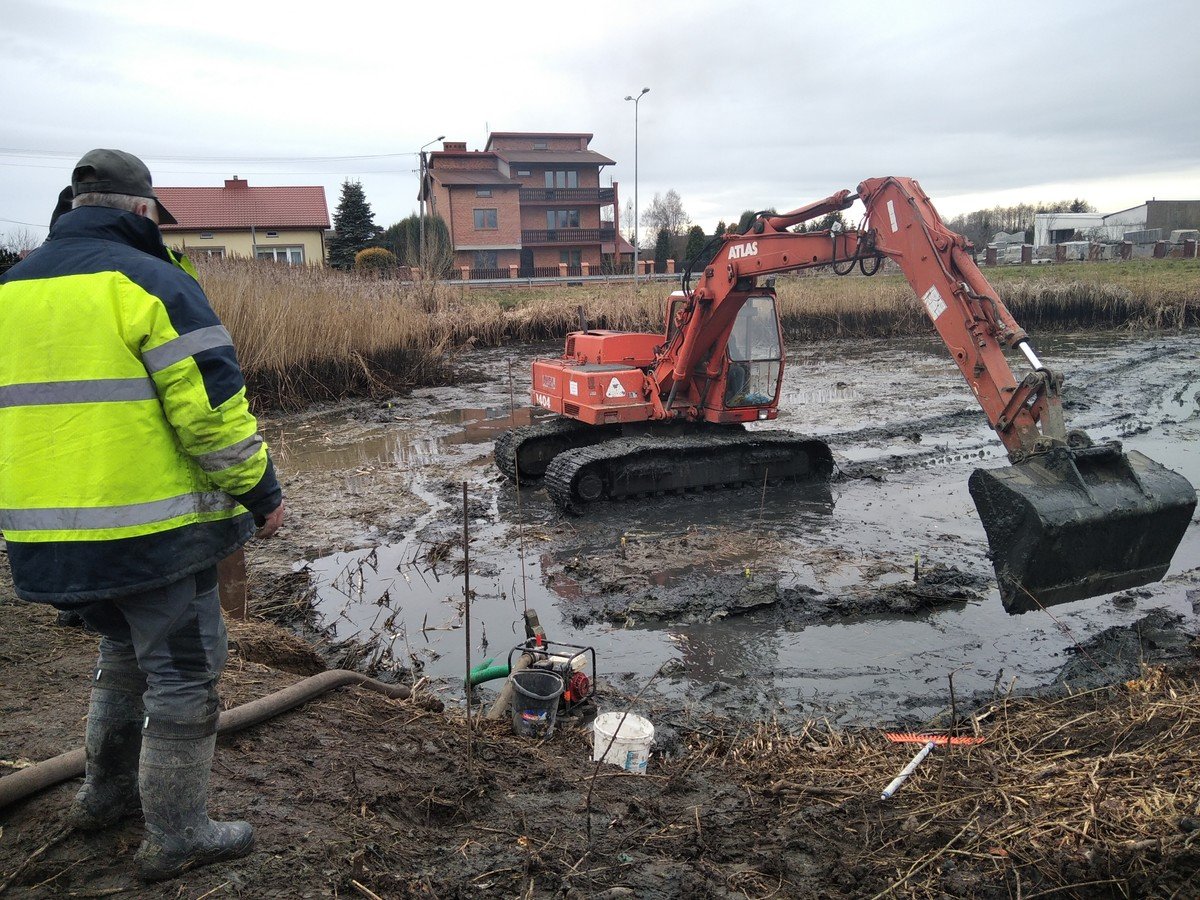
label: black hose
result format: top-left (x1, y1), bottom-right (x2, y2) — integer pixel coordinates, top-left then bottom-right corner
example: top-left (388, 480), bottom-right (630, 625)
top-left (831, 231), bottom-right (857, 276)
top-left (0, 670), bottom-right (413, 811)
top-left (858, 254), bottom-right (883, 276)
top-left (682, 234), bottom-right (725, 294)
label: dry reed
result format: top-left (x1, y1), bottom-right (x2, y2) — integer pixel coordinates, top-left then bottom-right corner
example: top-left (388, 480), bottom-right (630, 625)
top-left (195, 257), bottom-right (1198, 410)
top-left (680, 663), bottom-right (1200, 896)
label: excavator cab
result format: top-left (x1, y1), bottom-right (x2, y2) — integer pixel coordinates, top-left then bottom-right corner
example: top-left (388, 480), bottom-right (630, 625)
top-left (724, 295), bottom-right (783, 409)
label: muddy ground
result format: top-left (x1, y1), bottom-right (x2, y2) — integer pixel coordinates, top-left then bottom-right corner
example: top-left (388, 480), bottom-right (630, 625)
top-left (2, 330), bottom-right (1200, 898)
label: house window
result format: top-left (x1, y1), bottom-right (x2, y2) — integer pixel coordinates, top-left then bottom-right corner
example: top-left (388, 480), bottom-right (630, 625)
top-left (473, 251), bottom-right (498, 268)
top-left (546, 209), bottom-right (580, 229)
top-left (192, 247), bottom-right (225, 258)
top-left (532, 141), bottom-right (548, 150)
top-left (475, 189), bottom-right (492, 197)
top-left (199, 232), bottom-right (214, 239)
top-left (516, 169), bottom-right (531, 177)
top-left (256, 246), bottom-right (304, 264)
top-left (474, 208), bottom-right (498, 229)
top-left (544, 170), bottom-right (578, 189)
top-left (560, 250), bottom-right (581, 266)
top-left (265, 231), bottom-right (279, 238)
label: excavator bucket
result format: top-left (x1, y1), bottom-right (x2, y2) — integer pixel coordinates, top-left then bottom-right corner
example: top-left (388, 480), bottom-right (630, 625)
top-left (968, 445), bottom-right (1195, 613)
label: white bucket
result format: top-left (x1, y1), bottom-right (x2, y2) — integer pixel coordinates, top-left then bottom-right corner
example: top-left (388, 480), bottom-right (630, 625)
top-left (592, 711), bottom-right (654, 775)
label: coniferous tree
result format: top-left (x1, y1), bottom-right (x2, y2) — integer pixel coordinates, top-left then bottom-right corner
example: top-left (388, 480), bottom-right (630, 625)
top-left (380, 213), bottom-right (452, 275)
top-left (714, 220), bottom-right (727, 238)
top-left (653, 227), bottom-right (671, 273)
top-left (684, 225), bottom-right (707, 263)
top-left (327, 180), bottom-right (381, 270)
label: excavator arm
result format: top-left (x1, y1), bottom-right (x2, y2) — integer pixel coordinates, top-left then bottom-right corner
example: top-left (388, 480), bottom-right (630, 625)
top-left (658, 177), bottom-right (1063, 459)
top-left (657, 176), bottom-right (1195, 612)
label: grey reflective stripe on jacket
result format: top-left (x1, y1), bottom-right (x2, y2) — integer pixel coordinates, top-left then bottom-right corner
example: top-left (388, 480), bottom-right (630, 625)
top-left (194, 433), bottom-right (265, 473)
top-left (0, 491), bottom-right (239, 532)
top-left (142, 325), bottom-right (233, 374)
top-left (0, 378), bottom-right (158, 408)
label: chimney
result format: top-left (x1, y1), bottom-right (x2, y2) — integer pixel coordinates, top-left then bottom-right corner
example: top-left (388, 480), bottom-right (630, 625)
top-left (443, 141), bottom-right (467, 152)
top-left (225, 177), bottom-right (248, 189)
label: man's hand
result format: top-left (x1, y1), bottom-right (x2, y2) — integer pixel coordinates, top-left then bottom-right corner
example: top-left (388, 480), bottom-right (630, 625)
top-left (255, 501), bottom-right (286, 538)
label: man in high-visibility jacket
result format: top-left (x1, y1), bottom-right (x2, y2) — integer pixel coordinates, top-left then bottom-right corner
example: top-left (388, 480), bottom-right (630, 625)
top-left (0, 149), bottom-right (285, 881)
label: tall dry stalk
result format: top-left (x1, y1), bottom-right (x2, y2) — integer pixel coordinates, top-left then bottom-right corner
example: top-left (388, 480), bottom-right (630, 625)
top-left (192, 257), bottom-right (1198, 409)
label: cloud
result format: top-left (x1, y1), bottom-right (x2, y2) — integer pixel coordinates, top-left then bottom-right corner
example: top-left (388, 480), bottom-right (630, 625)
top-left (3, 0), bottom-right (1199, 238)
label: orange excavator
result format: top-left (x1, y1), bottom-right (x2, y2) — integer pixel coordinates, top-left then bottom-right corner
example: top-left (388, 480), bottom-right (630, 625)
top-left (495, 177), bottom-right (1196, 612)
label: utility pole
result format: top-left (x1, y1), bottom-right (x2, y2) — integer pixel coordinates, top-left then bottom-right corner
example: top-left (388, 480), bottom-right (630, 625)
top-left (624, 87), bottom-right (649, 284)
top-left (418, 135), bottom-right (444, 276)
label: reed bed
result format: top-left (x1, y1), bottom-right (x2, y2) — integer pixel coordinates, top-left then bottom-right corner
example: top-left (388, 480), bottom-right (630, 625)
top-left (682, 664), bottom-right (1200, 897)
top-left (195, 257), bottom-right (1199, 410)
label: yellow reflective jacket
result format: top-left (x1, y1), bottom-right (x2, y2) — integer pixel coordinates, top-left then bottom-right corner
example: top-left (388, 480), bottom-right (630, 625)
top-left (0, 206), bottom-right (281, 604)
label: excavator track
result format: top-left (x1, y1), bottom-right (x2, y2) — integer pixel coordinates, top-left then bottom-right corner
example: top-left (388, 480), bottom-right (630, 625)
top-left (543, 428), bottom-right (834, 512)
top-left (495, 417), bottom-right (621, 482)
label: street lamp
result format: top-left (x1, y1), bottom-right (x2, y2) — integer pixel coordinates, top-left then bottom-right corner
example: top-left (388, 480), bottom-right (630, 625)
top-left (419, 135), bottom-right (445, 276)
top-left (624, 87), bottom-right (649, 283)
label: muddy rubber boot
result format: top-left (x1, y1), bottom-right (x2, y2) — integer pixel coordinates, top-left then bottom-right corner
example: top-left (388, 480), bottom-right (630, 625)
top-left (67, 669), bottom-right (147, 830)
top-left (134, 716), bottom-right (254, 881)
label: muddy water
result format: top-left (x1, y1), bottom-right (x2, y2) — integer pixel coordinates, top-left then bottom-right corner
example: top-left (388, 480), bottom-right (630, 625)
top-left (291, 332), bottom-right (1200, 725)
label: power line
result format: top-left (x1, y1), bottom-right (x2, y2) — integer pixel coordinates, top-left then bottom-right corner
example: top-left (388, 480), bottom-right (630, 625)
top-left (0, 161), bottom-right (417, 177)
top-left (0, 217), bottom-right (46, 228)
top-left (0, 147), bottom-right (420, 164)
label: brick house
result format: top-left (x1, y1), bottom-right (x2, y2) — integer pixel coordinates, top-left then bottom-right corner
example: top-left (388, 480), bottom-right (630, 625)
top-left (422, 132), bottom-right (633, 277)
top-left (156, 178), bottom-right (331, 265)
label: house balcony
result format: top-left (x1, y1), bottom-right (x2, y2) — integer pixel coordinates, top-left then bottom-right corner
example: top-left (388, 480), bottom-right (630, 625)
top-left (521, 226), bottom-right (615, 245)
top-left (518, 187), bottom-right (615, 204)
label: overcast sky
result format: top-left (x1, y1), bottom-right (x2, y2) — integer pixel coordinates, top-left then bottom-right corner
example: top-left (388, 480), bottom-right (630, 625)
top-left (4, 0), bottom-right (1199, 245)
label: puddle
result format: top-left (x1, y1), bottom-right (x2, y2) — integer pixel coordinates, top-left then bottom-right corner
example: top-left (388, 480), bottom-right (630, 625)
top-left (295, 334), bottom-right (1200, 724)
top-left (272, 405), bottom-right (536, 474)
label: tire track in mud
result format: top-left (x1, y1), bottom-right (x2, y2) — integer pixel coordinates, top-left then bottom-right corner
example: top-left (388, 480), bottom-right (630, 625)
top-left (817, 335), bottom-right (1198, 480)
top-left (1058, 338), bottom-right (1199, 429)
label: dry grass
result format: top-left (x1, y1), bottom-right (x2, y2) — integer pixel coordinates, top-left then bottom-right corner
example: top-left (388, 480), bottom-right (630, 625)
top-left (200, 259), bottom-right (505, 407)
top-left (682, 663), bottom-right (1200, 897)
top-left (195, 257), bottom-right (1199, 410)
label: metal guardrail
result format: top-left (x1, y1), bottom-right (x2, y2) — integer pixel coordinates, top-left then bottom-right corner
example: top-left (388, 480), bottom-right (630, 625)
top-left (440, 272), bottom-right (681, 287)
top-left (448, 264), bottom-right (643, 281)
top-left (434, 273), bottom-right (681, 286)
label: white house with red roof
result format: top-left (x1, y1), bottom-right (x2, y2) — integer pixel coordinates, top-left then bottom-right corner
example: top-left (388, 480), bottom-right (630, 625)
top-left (156, 178), bottom-right (331, 266)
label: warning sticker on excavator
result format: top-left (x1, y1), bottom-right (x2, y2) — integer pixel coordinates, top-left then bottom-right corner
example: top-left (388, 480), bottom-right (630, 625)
top-left (887, 200), bottom-right (899, 233)
top-left (922, 285), bottom-right (947, 321)
top-left (606, 377), bottom-right (625, 398)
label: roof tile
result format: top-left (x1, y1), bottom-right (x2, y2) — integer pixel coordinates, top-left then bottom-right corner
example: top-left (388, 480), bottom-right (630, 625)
top-left (157, 184), bottom-right (330, 231)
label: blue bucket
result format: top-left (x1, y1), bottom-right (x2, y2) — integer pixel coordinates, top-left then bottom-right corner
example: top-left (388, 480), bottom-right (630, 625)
top-left (510, 669), bottom-right (564, 739)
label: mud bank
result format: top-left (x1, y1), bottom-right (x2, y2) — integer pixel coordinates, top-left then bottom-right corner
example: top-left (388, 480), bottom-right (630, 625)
top-left (4, 588), bottom-right (1200, 899)
top-left (2, 329), bottom-right (1199, 897)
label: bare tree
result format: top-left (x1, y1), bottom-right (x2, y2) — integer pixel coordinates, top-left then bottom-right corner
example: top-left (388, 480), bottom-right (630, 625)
top-left (620, 199), bottom-right (636, 241)
top-left (3, 228), bottom-right (41, 256)
top-left (640, 189), bottom-right (689, 235)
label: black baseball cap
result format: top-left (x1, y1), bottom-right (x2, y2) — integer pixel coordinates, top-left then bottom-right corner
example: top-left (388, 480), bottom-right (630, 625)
top-left (70, 148), bottom-right (177, 225)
